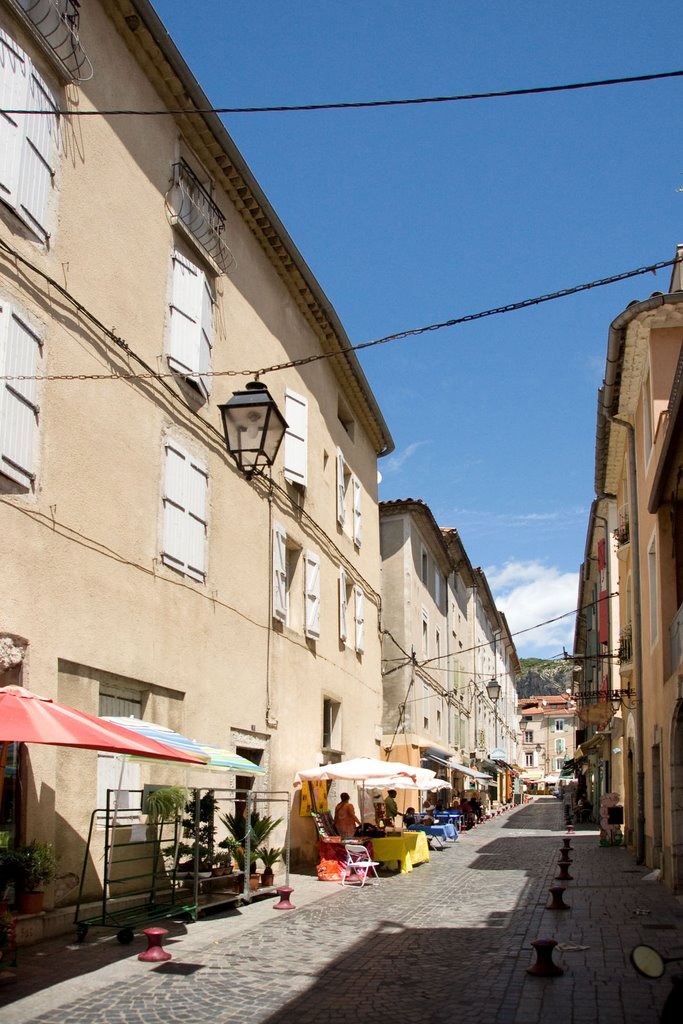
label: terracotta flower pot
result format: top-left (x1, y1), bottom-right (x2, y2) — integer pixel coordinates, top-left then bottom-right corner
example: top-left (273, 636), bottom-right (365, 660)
top-left (17, 890), bottom-right (44, 915)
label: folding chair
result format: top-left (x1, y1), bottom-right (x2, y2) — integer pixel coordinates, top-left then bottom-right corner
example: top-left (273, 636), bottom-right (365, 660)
top-left (341, 843), bottom-right (380, 887)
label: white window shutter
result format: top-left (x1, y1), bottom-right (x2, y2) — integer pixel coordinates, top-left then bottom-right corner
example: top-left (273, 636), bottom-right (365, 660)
top-left (162, 441), bottom-right (208, 582)
top-left (184, 457), bottom-right (208, 582)
top-left (272, 522), bottom-right (287, 623)
top-left (354, 586), bottom-right (365, 654)
top-left (304, 550), bottom-right (321, 639)
top-left (352, 475), bottom-right (362, 547)
top-left (336, 448), bottom-right (346, 526)
top-left (0, 305), bottom-right (42, 487)
top-left (339, 567), bottom-right (348, 643)
top-left (162, 443), bottom-right (190, 572)
top-left (0, 30), bottom-right (29, 208)
top-left (17, 69), bottom-right (58, 242)
top-left (284, 389), bottom-right (308, 487)
top-left (169, 251), bottom-right (212, 395)
top-left (198, 275), bottom-right (214, 397)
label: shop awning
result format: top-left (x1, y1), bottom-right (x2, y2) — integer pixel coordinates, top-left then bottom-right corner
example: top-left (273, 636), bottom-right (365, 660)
top-left (574, 733), bottom-right (606, 761)
top-left (422, 746), bottom-right (456, 769)
top-left (104, 717), bottom-right (265, 774)
top-left (449, 760), bottom-right (493, 781)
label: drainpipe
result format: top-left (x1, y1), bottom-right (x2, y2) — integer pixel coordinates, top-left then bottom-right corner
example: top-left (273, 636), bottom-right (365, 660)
top-left (610, 415), bottom-right (646, 864)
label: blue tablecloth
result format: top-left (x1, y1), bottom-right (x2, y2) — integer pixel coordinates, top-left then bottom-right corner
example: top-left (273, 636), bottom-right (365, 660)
top-left (407, 823), bottom-right (457, 843)
top-left (434, 812), bottom-right (462, 828)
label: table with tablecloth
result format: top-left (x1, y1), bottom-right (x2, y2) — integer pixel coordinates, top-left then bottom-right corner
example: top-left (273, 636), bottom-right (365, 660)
top-left (407, 823), bottom-right (456, 846)
top-left (369, 830), bottom-right (430, 873)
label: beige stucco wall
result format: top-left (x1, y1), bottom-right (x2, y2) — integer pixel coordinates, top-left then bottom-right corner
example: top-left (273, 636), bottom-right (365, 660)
top-left (0, 1), bottom-right (386, 896)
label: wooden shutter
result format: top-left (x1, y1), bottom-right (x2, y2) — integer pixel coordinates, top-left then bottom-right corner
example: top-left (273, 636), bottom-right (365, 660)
top-left (352, 475), bottom-right (362, 546)
top-left (198, 274), bottom-right (214, 397)
top-left (354, 586), bottom-right (365, 654)
top-left (169, 251), bottom-right (212, 396)
top-left (272, 522), bottom-right (287, 623)
top-left (336, 448), bottom-right (346, 526)
top-left (283, 389), bottom-right (307, 487)
top-left (0, 29), bottom-right (29, 209)
top-left (0, 305), bottom-right (42, 487)
top-left (185, 456), bottom-right (208, 582)
top-left (17, 67), bottom-right (58, 241)
top-left (304, 550), bottom-right (321, 639)
top-left (162, 441), bottom-right (207, 582)
top-left (339, 567), bottom-right (348, 643)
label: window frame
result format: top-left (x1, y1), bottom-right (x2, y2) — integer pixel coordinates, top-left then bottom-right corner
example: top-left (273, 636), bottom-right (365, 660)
top-left (0, 27), bottom-right (59, 243)
top-left (0, 299), bottom-right (43, 488)
top-left (161, 439), bottom-right (209, 583)
top-left (167, 248), bottom-right (215, 401)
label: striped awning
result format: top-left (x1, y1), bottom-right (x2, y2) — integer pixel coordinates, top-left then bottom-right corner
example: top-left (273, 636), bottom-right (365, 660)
top-left (103, 717), bottom-right (265, 775)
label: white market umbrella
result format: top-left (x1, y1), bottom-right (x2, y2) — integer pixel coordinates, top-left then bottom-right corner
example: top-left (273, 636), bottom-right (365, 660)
top-left (293, 757), bottom-right (417, 787)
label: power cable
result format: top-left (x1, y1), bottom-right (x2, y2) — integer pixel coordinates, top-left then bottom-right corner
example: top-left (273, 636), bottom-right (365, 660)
top-left (3, 68), bottom-right (682, 117)
top-left (1, 237), bottom-right (679, 383)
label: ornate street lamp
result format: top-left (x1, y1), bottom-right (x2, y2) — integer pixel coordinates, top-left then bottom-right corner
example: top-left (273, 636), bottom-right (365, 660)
top-left (218, 381), bottom-right (287, 479)
top-left (485, 678), bottom-right (501, 703)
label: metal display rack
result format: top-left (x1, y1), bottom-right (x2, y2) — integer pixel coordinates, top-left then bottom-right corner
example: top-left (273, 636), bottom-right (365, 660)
top-left (74, 787), bottom-right (291, 943)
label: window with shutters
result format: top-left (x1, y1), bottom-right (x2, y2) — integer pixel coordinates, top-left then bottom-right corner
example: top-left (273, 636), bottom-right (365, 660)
top-left (422, 608), bottom-right (429, 658)
top-left (322, 697), bottom-right (342, 752)
top-left (283, 389), bottom-right (307, 487)
top-left (0, 299), bottom-right (42, 488)
top-left (335, 447), bottom-right (362, 546)
top-left (161, 440), bottom-right (208, 583)
top-left (422, 683), bottom-right (430, 730)
top-left (97, 688), bottom-right (142, 825)
top-left (354, 585), bottom-right (365, 654)
top-left (524, 752), bottom-right (534, 768)
top-left (0, 27), bottom-right (59, 242)
top-left (167, 249), bottom-right (214, 401)
top-left (339, 566), bottom-right (353, 645)
top-left (304, 550), bottom-right (321, 639)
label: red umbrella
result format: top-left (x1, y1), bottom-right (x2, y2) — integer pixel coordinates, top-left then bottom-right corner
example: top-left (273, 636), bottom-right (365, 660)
top-left (0, 686), bottom-right (207, 763)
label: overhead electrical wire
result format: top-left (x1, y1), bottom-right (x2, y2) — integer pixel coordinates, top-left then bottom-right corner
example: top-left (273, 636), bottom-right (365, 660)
top-left (0, 236), bottom-right (679, 384)
top-left (2, 68), bottom-right (682, 117)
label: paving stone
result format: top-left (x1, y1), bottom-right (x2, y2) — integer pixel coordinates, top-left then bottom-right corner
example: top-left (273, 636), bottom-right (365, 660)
top-left (1, 799), bottom-right (681, 1023)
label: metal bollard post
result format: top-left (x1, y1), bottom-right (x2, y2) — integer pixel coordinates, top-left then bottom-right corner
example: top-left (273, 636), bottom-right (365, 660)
top-left (546, 885), bottom-right (570, 910)
top-left (555, 859), bottom-right (573, 881)
top-left (138, 927), bottom-right (171, 962)
top-left (527, 939), bottom-right (564, 976)
top-left (273, 886), bottom-right (296, 910)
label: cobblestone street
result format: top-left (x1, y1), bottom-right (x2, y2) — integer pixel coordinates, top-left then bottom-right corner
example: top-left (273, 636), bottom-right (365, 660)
top-left (2, 798), bottom-right (682, 1024)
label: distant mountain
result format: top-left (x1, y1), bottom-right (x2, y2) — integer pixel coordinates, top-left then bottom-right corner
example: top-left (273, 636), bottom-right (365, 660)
top-left (516, 658), bottom-right (573, 698)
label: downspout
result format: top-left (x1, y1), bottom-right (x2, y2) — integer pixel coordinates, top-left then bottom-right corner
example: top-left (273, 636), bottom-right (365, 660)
top-left (610, 415), bottom-right (646, 863)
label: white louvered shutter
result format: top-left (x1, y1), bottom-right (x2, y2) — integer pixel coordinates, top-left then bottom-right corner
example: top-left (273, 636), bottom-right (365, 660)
top-left (185, 456), bottom-right (208, 582)
top-left (17, 67), bottom-right (58, 241)
top-left (0, 30), bottom-right (29, 209)
top-left (162, 441), bottom-right (207, 581)
top-left (352, 475), bottom-right (362, 547)
top-left (354, 586), bottom-right (365, 654)
top-left (198, 274), bottom-right (214, 397)
top-left (169, 251), bottom-right (213, 396)
top-left (336, 448), bottom-right (346, 527)
top-left (304, 550), bottom-right (321, 639)
top-left (283, 389), bottom-right (308, 487)
top-left (272, 522), bottom-right (287, 623)
top-left (0, 305), bottom-right (42, 487)
top-left (339, 567), bottom-right (348, 644)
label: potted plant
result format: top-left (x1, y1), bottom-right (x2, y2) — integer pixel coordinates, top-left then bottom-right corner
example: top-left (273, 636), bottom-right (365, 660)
top-left (232, 844), bottom-right (260, 889)
top-left (0, 907), bottom-right (16, 963)
top-left (14, 840), bottom-right (57, 914)
top-left (257, 846), bottom-right (283, 888)
top-left (145, 786), bottom-right (187, 825)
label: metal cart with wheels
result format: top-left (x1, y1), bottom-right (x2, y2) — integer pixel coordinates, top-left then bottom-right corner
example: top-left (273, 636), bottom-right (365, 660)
top-left (74, 790), bottom-right (196, 943)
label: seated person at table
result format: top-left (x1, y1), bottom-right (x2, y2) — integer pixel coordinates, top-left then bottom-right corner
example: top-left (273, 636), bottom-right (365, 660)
top-left (403, 806), bottom-right (417, 827)
top-left (384, 789), bottom-right (399, 826)
top-left (423, 796), bottom-right (435, 814)
top-left (334, 793), bottom-right (361, 839)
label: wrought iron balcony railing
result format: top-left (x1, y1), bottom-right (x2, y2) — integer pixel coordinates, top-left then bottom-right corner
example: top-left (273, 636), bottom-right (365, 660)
top-left (618, 623), bottom-right (633, 665)
top-left (9, 0), bottom-right (93, 81)
top-left (166, 161), bottom-right (234, 275)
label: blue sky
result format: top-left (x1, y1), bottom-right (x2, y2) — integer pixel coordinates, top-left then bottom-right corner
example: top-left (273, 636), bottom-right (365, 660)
top-left (153, 1), bottom-right (682, 657)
